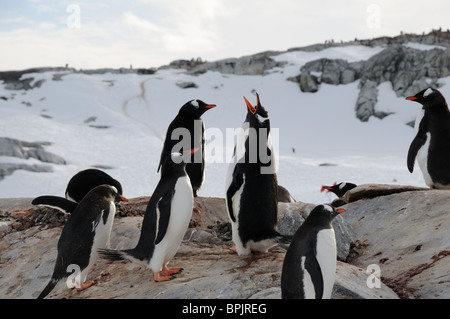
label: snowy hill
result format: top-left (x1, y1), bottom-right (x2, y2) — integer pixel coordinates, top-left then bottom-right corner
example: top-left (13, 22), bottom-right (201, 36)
top-left (1, 31), bottom-right (449, 204)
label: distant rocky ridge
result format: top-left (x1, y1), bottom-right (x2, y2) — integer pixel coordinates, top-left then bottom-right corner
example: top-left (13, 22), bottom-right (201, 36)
top-left (1, 29), bottom-right (449, 124)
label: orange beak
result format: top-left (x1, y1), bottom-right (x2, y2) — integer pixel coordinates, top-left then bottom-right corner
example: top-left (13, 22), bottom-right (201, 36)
top-left (244, 96), bottom-right (256, 114)
top-left (205, 104), bottom-right (216, 109)
top-left (119, 196), bottom-right (128, 202)
top-left (336, 208), bottom-right (345, 214)
top-left (406, 96), bottom-right (417, 101)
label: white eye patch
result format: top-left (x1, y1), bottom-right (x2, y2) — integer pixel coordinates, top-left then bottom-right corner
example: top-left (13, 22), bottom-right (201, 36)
top-left (191, 100), bottom-right (199, 108)
top-left (423, 88), bottom-right (433, 98)
top-left (255, 113), bottom-right (269, 123)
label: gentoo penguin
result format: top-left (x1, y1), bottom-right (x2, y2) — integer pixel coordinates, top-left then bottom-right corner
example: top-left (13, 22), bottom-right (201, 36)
top-left (32, 168), bottom-right (123, 213)
top-left (65, 168), bottom-right (123, 202)
top-left (321, 182), bottom-right (357, 198)
top-left (406, 88), bottom-right (450, 189)
top-left (225, 93), bottom-right (279, 256)
top-left (158, 99), bottom-right (216, 197)
top-left (37, 185), bottom-right (127, 299)
top-left (281, 204), bottom-right (345, 299)
top-left (99, 150), bottom-right (197, 282)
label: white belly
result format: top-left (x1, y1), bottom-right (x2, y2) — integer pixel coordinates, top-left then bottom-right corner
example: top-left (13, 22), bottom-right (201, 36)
top-left (149, 176), bottom-right (193, 272)
top-left (83, 202), bottom-right (115, 281)
top-left (417, 132), bottom-right (433, 187)
top-left (314, 229), bottom-right (337, 299)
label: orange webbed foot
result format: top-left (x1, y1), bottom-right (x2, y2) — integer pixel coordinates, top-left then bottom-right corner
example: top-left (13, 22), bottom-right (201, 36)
top-left (153, 271), bottom-right (173, 282)
top-left (76, 280), bottom-right (94, 291)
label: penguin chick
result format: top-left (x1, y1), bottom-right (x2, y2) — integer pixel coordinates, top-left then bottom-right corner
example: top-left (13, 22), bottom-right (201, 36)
top-left (406, 88), bottom-right (450, 189)
top-left (99, 150), bottom-right (197, 282)
top-left (281, 204), bottom-right (345, 299)
top-left (37, 185), bottom-right (127, 299)
top-left (158, 99), bottom-right (216, 197)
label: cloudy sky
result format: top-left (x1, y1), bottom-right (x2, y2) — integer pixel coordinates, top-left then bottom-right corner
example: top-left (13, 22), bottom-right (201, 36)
top-left (1, 0), bottom-right (449, 70)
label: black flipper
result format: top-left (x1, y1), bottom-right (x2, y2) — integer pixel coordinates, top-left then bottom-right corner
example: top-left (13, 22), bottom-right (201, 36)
top-left (226, 163), bottom-right (245, 223)
top-left (305, 251), bottom-right (324, 299)
top-left (155, 188), bottom-right (175, 245)
top-left (407, 117), bottom-right (428, 173)
top-left (31, 196), bottom-right (78, 213)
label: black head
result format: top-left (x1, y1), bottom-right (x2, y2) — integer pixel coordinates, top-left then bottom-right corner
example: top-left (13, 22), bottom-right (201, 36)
top-left (243, 93), bottom-right (270, 128)
top-left (66, 168), bottom-right (123, 202)
top-left (321, 182), bottom-right (357, 198)
top-left (87, 184), bottom-right (128, 203)
top-left (179, 99), bottom-right (216, 118)
top-left (406, 88), bottom-right (448, 111)
top-left (160, 148), bottom-right (199, 176)
top-left (305, 204), bottom-right (345, 227)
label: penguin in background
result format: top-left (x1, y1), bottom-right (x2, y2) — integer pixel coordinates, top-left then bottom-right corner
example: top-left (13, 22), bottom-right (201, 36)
top-left (281, 204), bottom-right (345, 299)
top-left (32, 168), bottom-right (123, 214)
top-left (37, 185), bottom-right (128, 299)
top-left (158, 99), bottom-right (216, 197)
top-left (99, 149), bottom-right (197, 282)
top-left (406, 88), bottom-right (450, 189)
top-left (321, 182), bottom-right (357, 198)
top-left (225, 93), bottom-right (279, 256)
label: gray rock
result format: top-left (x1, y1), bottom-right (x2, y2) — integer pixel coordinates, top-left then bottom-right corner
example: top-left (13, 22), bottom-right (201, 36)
top-left (355, 80), bottom-right (378, 122)
top-left (277, 201), bottom-right (355, 262)
top-left (176, 81), bottom-right (198, 89)
top-left (342, 189), bottom-right (450, 299)
top-left (0, 196), bottom-right (400, 299)
top-left (188, 52), bottom-right (285, 76)
top-left (0, 137), bottom-right (66, 180)
top-left (299, 72), bottom-right (318, 92)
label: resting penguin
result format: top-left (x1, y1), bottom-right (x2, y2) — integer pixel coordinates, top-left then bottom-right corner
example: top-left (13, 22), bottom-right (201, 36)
top-left (32, 168), bottom-right (123, 214)
top-left (99, 150), bottom-right (197, 282)
top-left (37, 185), bottom-right (127, 299)
top-left (281, 204), bottom-right (345, 299)
top-left (65, 168), bottom-right (123, 202)
top-left (225, 93), bottom-right (279, 256)
top-left (406, 88), bottom-right (450, 189)
top-left (321, 182), bottom-right (357, 198)
top-left (158, 99), bottom-right (216, 197)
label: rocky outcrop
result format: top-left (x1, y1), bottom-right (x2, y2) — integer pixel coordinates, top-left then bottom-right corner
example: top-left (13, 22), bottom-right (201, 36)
top-left (0, 195), bottom-right (397, 299)
top-left (0, 137), bottom-right (66, 180)
top-left (187, 52), bottom-right (286, 76)
top-left (296, 43), bottom-right (450, 122)
top-left (342, 188), bottom-right (450, 299)
top-left (3, 184), bottom-right (449, 299)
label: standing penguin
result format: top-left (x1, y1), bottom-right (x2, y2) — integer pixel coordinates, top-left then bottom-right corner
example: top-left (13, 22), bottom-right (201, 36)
top-left (225, 93), bottom-right (279, 256)
top-left (37, 185), bottom-right (127, 299)
top-left (281, 204), bottom-right (345, 299)
top-left (99, 150), bottom-right (196, 282)
top-left (32, 168), bottom-right (123, 214)
top-left (406, 88), bottom-right (450, 189)
top-left (158, 99), bottom-right (216, 197)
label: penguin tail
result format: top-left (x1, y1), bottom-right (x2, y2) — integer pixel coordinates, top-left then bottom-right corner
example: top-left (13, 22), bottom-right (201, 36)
top-left (98, 248), bottom-right (128, 261)
top-left (37, 277), bottom-right (60, 299)
top-left (98, 248), bottom-right (146, 264)
top-left (272, 231), bottom-right (293, 250)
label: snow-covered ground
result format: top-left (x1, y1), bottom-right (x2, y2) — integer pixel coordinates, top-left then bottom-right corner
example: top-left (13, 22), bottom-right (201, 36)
top-left (1, 43), bottom-right (448, 205)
